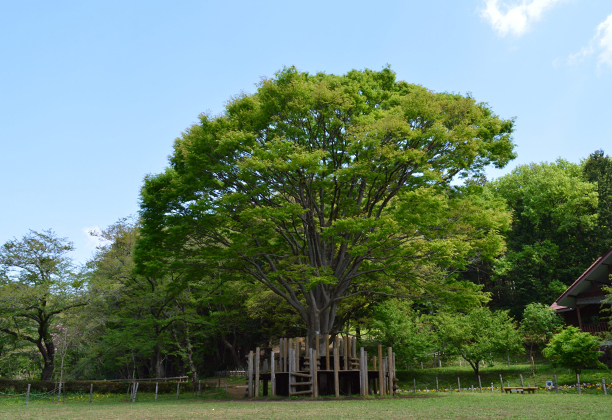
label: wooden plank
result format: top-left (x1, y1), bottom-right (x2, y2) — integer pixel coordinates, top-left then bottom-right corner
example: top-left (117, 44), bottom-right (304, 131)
top-left (289, 390), bottom-right (313, 396)
top-left (334, 345), bottom-right (340, 397)
top-left (315, 333), bottom-right (320, 366)
top-left (325, 335), bottom-right (330, 371)
top-left (255, 347), bottom-right (260, 397)
top-left (248, 351), bottom-right (253, 398)
top-left (378, 345), bottom-right (384, 396)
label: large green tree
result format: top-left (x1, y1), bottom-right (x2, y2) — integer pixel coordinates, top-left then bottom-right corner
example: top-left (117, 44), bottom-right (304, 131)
top-left (136, 67), bottom-right (516, 347)
top-left (0, 230), bottom-right (88, 380)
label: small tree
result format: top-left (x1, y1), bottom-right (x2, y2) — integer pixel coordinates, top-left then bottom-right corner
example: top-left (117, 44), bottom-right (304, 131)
top-left (543, 326), bottom-right (604, 379)
top-left (367, 299), bottom-right (436, 368)
top-left (520, 303), bottom-right (563, 372)
top-left (436, 307), bottom-right (523, 380)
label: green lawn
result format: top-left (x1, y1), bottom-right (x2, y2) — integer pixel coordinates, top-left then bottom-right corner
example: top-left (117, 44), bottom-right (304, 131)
top-left (396, 363), bottom-right (612, 393)
top-left (2, 393), bottom-right (612, 419)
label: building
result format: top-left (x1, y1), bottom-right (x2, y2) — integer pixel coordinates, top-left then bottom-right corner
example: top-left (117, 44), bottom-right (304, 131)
top-left (550, 247), bottom-right (612, 333)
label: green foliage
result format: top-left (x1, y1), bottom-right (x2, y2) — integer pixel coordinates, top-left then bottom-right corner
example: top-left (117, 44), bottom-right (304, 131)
top-left (0, 230), bottom-right (88, 380)
top-left (520, 303), bottom-right (563, 349)
top-left (367, 299), bottom-right (435, 367)
top-left (582, 149), bottom-right (612, 254)
top-left (543, 326), bottom-right (604, 375)
top-left (436, 307), bottom-right (523, 379)
top-left (136, 66), bottom-right (516, 342)
top-left (486, 160), bottom-right (599, 316)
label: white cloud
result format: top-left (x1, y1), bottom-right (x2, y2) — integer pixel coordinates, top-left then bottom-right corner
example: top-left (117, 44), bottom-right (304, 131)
top-left (557, 14), bottom-right (612, 70)
top-left (595, 14), bottom-right (612, 69)
top-left (82, 226), bottom-right (109, 251)
top-left (481, 0), bottom-right (568, 37)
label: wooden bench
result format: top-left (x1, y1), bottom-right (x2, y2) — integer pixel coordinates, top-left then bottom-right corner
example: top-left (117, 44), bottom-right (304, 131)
top-left (503, 386), bottom-right (537, 394)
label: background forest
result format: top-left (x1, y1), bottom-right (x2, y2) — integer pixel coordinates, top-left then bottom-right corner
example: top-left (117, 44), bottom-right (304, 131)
top-left (1, 69), bottom-right (612, 384)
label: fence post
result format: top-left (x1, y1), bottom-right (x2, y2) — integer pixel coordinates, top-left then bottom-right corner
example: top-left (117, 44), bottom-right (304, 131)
top-left (603, 377), bottom-right (607, 396)
top-left (577, 373), bottom-right (581, 395)
top-left (25, 384), bottom-right (30, 406)
top-left (155, 382), bottom-right (158, 401)
top-left (176, 381), bottom-right (180, 399)
top-left (198, 380), bottom-right (201, 397)
top-left (478, 375), bottom-right (482, 393)
top-left (436, 376), bottom-right (439, 393)
top-left (90, 383), bottom-right (93, 403)
top-left (554, 374), bottom-right (558, 394)
top-left (499, 374), bottom-right (504, 393)
top-left (520, 374), bottom-right (524, 387)
top-left (458, 377), bottom-right (461, 392)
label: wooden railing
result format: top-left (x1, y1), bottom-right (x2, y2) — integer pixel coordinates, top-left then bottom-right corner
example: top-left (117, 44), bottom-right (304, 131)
top-left (581, 322), bottom-right (609, 334)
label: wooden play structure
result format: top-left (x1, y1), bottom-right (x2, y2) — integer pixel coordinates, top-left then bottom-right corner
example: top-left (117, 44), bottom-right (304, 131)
top-left (246, 334), bottom-right (397, 398)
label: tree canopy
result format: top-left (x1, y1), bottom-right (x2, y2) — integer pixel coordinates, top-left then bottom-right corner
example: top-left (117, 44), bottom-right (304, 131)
top-left (136, 67), bottom-right (516, 345)
top-left (0, 230), bottom-right (88, 380)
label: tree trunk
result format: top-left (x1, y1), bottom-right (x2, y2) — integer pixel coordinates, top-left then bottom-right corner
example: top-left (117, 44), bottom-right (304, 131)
top-left (153, 343), bottom-right (166, 378)
top-left (37, 336), bottom-right (55, 381)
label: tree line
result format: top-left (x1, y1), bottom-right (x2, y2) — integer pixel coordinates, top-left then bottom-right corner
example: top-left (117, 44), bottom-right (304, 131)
top-left (1, 67), bottom-right (610, 382)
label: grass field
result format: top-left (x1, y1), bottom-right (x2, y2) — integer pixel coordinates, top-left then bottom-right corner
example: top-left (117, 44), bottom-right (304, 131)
top-left (2, 393), bottom-right (612, 419)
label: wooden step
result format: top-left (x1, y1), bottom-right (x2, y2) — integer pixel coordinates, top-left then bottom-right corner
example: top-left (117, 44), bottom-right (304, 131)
top-left (290, 372), bottom-right (312, 378)
top-left (294, 382), bottom-right (312, 387)
top-left (289, 390), bottom-right (313, 396)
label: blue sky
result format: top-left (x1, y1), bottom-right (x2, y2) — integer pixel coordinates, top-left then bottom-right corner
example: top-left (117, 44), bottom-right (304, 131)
top-left (1, 0), bottom-right (611, 263)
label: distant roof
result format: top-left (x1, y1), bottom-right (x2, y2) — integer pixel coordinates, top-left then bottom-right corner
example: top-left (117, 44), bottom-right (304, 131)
top-left (551, 246), bottom-right (612, 310)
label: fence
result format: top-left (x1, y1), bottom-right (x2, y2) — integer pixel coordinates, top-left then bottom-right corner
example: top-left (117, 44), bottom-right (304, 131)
top-left (214, 370), bottom-right (247, 378)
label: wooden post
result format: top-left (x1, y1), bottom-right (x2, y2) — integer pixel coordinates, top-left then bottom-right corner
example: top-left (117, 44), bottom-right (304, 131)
top-left (198, 380), bottom-right (201, 397)
top-left (325, 335), bottom-right (330, 371)
top-left (344, 336), bottom-right (349, 370)
top-left (520, 374), bottom-right (524, 387)
top-left (478, 375), bottom-right (483, 393)
top-left (383, 357), bottom-right (388, 396)
top-left (271, 351), bottom-right (276, 396)
top-left (359, 347), bottom-right (364, 397)
top-left (603, 377), bottom-right (607, 395)
top-left (247, 350), bottom-right (254, 398)
top-left (333, 346), bottom-right (340, 397)
top-left (289, 348), bottom-right (296, 395)
top-left (499, 374), bottom-right (504, 393)
top-left (378, 345), bottom-right (384, 396)
top-left (491, 383), bottom-right (494, 392)
top-left (134, 382), bottom-right (139, 402)
top-left (176, 381), bottom-right (180, 399)
top-left (255, 347), bottom-right (260, 397)
top-left (458, 377), bottom-right (461, 392)
top-left (25, 383), bottom-right (30, 406)
top-left (577, 373), bottom-right (581, 395)
top-left (89, 383), bottom-right (93, 403)
top-left (413, 378), bottom-right (416, 394)
top-left (155, 382), bottom-right (158, 401)
top-left (57, 382), bottom-right (62, 404)
top-left (313, 347), bottom-right (318, 398)
top-left (436, 376), bottom-right (439, 393)
top-left (554, 374), bottom-right (558, 394)
top-left (316, 333), bottom-right (320, 359)
top-left (388, 347), bottom-right (394, 396)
